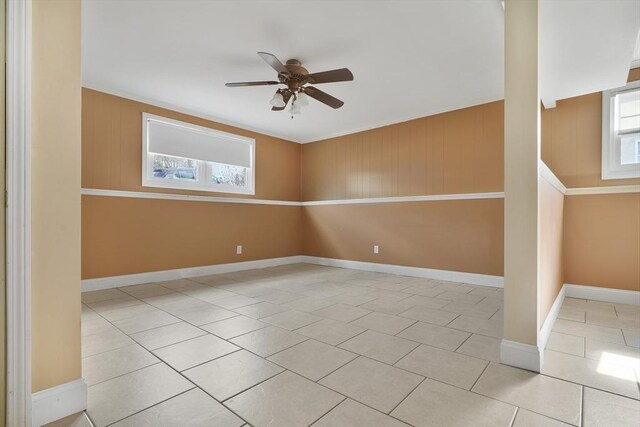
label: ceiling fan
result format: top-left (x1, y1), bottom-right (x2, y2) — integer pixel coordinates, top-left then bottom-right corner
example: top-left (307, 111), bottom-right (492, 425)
top-left (225, 52), bottom-right (353, 117)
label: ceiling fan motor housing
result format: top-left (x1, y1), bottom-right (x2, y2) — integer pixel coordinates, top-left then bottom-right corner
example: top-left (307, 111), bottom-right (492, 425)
top-left (282, 59), bottom-right (309, 91)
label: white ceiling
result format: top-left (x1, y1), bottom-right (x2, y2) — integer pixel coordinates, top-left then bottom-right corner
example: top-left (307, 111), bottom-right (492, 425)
top-left (82, 0), bottom-right (640, 143)
top-left (539, 0), bottom-right (640, 107)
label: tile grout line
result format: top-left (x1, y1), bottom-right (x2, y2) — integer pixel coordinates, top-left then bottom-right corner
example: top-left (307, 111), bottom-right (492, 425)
top-left (82, 408), bottom-right (98, 427)
top-left (172, 347), bottom-right (244, 373)
top-left (580, 385), bottom-right (585, 427)
top-left (469, 365), bottom-right (592, 427)
top-left (508, 407), bottom-right (519, 427)
top-left (386, 376), bottom-right (427, 416)
top-left (468, 360), bottom-right (491, 391)
top-left (537, 363), bottom-right (639, 401)
top-left (303, 396), bottom-right (348, 427)
top-left (452, 332), bottom-right (474, 352)
top-left (131, 338), bottom-right (256, 426)
top-left (311, 361), bottom-right (426, 426)
top-left (103, 387), bottom-right (197, 426)
top-left (217, 369), bottom-right (289, 404)
top-left (312, 354), bottom-right (363, 384)
top-left (85, 360), bottom-right (164, 388)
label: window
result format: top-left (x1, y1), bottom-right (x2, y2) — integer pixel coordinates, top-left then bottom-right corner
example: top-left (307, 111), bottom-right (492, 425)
top-left (602, 80), bottom-right (640, 179)
top-left (142, 113), bottom-right (255, 194)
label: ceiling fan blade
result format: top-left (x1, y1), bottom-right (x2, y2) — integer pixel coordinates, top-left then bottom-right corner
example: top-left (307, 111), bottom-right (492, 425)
top-left (257, 52), bottom-right (289, 75)
top-left (305, 68), bottom-right (353, 84)
top-left (225, 81), bottom-right (280, 87)
top-left (271, 90), bottom-right (292, 111)
top-left (304, 86), bottom-right (344, 109)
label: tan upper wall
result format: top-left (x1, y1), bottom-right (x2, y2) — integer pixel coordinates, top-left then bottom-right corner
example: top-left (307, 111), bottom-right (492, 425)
top-left (32, 0), bottom-right (82, 392)
top-left (301, 101), bottom-right (504, 201)
top-left (541, 69), bottom-right (640, 188)
top-left (82, 89), bottom-right (301, 201)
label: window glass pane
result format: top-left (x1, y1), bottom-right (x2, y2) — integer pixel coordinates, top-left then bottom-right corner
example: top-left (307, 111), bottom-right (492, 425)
top-left (152, 154), bottom-right (197, 181)
top-left (620, 133), bottom-right (640, 165)
top-left (211, 162), bottom-right (248, 187)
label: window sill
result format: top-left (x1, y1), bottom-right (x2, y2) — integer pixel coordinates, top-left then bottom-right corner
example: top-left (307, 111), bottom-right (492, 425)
top-left (142, 179), bottom-right (255, 196)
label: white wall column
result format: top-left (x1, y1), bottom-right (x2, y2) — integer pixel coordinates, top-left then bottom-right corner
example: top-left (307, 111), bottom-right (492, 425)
top-left (501, 0), bottom-right (543, 372)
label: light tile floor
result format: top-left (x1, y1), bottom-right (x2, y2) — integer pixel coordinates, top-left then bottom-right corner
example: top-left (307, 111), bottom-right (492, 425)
top-left (52, 263), bottom-right (639, 426)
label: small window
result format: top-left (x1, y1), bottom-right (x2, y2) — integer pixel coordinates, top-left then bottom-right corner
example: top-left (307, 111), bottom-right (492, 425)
top-left (142, 113), bottom-right (255, 194)
top-left (602, 80), bottom-right (640, 179)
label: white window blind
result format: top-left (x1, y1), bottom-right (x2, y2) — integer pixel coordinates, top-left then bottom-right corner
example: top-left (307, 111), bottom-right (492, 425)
top-left (146, 116), bottom-right (253, 168)
top-left (617, 89), bottom-right (640, 135)
top-left (141, 113), bottom-right (256, 195)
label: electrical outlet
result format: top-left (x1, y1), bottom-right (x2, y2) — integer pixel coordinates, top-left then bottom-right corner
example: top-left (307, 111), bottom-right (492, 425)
top-left (373, 245), bottom-right (379, 254)
top-left (236, 245), bottom-right (243, 255)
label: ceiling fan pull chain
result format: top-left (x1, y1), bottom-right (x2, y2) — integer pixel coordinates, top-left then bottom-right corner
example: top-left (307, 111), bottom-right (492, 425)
top-left (291, 94), bottom-right (297, 119)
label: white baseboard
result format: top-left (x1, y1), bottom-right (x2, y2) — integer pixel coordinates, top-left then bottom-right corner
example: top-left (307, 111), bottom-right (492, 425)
top-left (300, 256), bottom-right (503, 288)
top-left (502, 281), bottom-right (638, 373)
top-left (500, 340), bottom-right (543, 373)
top-left (564, 283), bottom-right (640, 306)
top-left (538, 284), bottom-right (566, 351)
top-left (31, 379), bottom-right (87, 427)
top-left (82, 255), bottom-right (503, 292)
top-left (82, 256), bottom-right (304, 292)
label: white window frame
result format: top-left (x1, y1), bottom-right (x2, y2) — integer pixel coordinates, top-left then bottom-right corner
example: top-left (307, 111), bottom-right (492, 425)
top-left (602, 80), bottom-right (640, 180)
top-left (142, 113), bottom-right (256, 195)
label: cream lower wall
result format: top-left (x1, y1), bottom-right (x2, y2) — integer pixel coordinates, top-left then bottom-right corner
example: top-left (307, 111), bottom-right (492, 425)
top-left (302, 199), bottom-right (504, 277)
top-left (31, 0), bottom-right (82, 392)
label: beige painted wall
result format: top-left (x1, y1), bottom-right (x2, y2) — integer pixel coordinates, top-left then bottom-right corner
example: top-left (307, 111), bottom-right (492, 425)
top-left (538, 176), bottom-right (564, 323)
top-left (541, 69), bottom-right (640, 188)
top-left (303, 199), bottom-right (504, 276)
top-left (83, 196), bottom-right (302, 279)
top-left (82, 90), bottom-right (303, 279)
top-left (31, 0), bottom-right (82, 392)
top-left (298, 95), bottom-right (504, 276)
top-left (543, 69), bottom-right (639, 291)
top-left (301, 101), bottom-right (503, 201)
top-left (83, 89), bottom-right (301, 201)
top-left (564, 193), bottom-right (639, 291)
top-left (299, 70), bottom-right (639, 294)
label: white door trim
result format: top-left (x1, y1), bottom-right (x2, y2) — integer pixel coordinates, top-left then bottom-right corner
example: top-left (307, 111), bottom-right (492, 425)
top-left (6, 0), bottom-right (33, 425)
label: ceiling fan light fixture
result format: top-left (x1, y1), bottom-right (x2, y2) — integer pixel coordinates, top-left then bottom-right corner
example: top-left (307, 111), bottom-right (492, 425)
top-left (296, 92), bottom-right (310, 106)
top-left (269, 92), bottom-right (286, 108)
